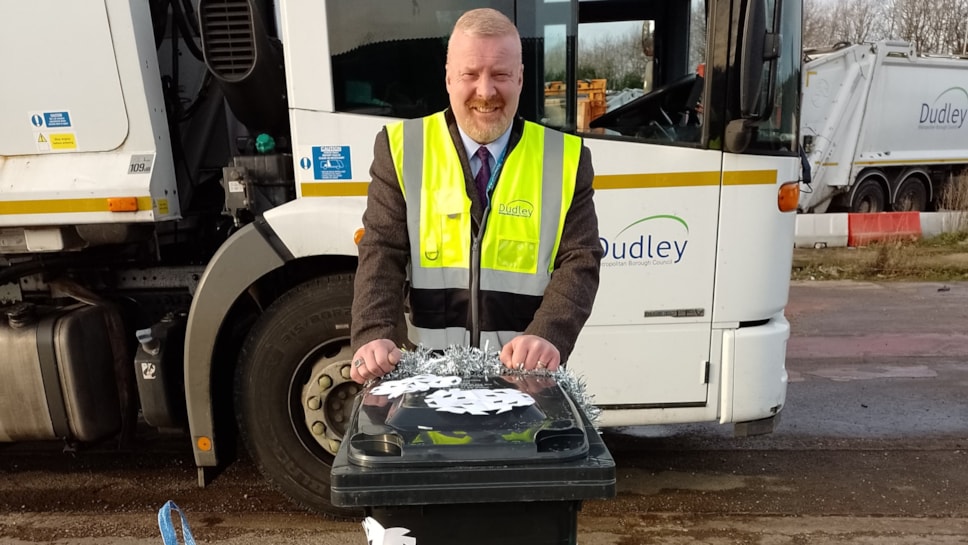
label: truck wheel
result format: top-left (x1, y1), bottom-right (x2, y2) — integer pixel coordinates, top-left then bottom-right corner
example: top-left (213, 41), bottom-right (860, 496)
top-left (892, 175), bottom-right (928, 212)
top-left (850, 174), bottom-right (887, 213)
top-left (235, 274), bottom-right (361, 518)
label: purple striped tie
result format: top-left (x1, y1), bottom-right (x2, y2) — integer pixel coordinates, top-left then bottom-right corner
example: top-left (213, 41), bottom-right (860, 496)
top-left (474, 146), bottom-right (491, 203)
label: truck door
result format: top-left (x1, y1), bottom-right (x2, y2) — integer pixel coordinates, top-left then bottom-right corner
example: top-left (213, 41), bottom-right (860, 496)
top-left (717, 0), bottom-right (802, 331)
top-left (523, 1), bottom-right (720, 409)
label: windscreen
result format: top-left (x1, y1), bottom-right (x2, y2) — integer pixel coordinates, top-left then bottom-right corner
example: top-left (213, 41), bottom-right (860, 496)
top-left (542, 0), bottom-right (709, 146)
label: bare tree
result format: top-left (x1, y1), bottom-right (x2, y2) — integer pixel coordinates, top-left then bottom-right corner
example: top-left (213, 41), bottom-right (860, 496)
top-left (689, 0), bottom-right (707, 70)
top-left (932, 0), bottom-right (968, 54)
top-left (833, 0), bottom-right (887, 43)
top-left (803, 0), bottom-right (837, 48)
top-left (806, 0), bottom-right (968, 54)
top-left (892, 0), bottom-right (938, 52)
top-left (887, 0), bottom-right (968, 53)
top-left (577, 27), bottom-right (650, 90)
top-left (804, 0), bottom-right (887, 47)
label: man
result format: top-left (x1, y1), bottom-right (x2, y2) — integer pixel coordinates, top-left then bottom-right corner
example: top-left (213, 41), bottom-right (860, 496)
top-left (350, 8), bottom-right (602, 384)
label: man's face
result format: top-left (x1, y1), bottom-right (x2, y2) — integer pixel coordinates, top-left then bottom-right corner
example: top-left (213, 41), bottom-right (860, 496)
top-left (446, 31), bottom-right (523, 144)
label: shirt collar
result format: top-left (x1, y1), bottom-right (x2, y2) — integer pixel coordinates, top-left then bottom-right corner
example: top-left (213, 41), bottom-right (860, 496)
top-left (457, 123), bottom-right (512, 165)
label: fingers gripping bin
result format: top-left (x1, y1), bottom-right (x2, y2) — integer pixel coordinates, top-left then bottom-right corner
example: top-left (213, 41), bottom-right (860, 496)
top-left (331, 374), bottom-right (615, 545)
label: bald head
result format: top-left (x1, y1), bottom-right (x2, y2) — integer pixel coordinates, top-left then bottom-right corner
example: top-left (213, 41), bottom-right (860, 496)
top-left (448, 8), bottom-right (522, 64)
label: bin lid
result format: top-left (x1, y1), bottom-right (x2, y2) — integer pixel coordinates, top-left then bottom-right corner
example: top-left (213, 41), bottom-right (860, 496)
top-left (343, 374), bottom-right (589, 468)
top-left (331, 374), bottom-right (615, 507)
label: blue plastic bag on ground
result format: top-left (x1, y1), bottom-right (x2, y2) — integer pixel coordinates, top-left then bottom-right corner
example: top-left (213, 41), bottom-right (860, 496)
top-left (158, 500), bottom-right (197, 545)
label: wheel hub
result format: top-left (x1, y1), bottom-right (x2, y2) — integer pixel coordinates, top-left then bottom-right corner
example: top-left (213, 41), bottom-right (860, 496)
top-left (301, 345), bottom-right (360, 456)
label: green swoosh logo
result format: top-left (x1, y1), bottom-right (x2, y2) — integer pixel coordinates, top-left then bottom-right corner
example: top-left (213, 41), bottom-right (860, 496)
top-left (615, 215), bottom-right (689, 237)
top-left (934, 87), bottom-right (968, 104)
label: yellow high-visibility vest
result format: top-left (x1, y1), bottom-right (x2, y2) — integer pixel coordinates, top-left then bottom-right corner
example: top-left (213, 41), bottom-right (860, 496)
top-left (386, 111), bottom-right (580, 350)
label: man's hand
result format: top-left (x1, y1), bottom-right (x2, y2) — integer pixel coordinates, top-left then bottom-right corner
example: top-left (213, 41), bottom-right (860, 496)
top-left (351, 339), bottom-right (402, 384)
top-left (499, 334), bottom-right (560, 372)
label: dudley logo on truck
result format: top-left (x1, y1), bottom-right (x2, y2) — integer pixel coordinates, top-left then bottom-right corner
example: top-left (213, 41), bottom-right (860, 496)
top-left (919, 87), bottom-right (968, 129)
top-left (600, 214), bottom-right (689, 267)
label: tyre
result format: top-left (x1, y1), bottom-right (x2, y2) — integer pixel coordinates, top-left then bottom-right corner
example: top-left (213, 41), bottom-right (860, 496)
top-left (849, 173), bottom-right (887, 213)
top-left (235, 274), bottom-right (362, 517)
top-left (892, 174), bottom-right (928, 212)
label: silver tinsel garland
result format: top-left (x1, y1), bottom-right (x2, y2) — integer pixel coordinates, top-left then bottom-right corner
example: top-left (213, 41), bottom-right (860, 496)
top-left (378, 345), bottom-right (601, 423)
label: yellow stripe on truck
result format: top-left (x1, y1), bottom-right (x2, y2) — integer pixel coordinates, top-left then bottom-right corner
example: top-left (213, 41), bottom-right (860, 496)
top-left (594, 171), bottom-right (721, 189)
top-left (0, 197), bottom-right (154, 215)
top-left (301, 170), bottom-right (780, 198)
top-left (853, 158), bottom-right (968, 166)
top-left (594, 170), bottom-right (777, 190)
top-left (722, 170), bottom-right (778, 186)
top-left (301, 182), bottom-right (370, 197)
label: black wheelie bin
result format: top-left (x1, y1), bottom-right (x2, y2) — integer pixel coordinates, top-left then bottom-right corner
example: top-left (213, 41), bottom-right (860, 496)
top-left (331, 373), bottom-right (615, 545)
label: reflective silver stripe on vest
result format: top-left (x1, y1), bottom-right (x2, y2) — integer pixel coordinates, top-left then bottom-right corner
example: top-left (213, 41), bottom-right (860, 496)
top-left (409, 325), bottom-right (519, 352)
top-left (402, 117), bottom-right (469, 289)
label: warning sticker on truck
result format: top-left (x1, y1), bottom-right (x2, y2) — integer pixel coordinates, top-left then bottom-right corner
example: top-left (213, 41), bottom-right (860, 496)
top-left (28, 110), bottom-right (76, 153)
top-left (49, 133), bottom-right (77, 150)
top-left (312, 146), bottom-right (352, 180)
top-left (29, 110), bottom-right (72, 129)
top-left (35, 133), bottom-right (49, 152)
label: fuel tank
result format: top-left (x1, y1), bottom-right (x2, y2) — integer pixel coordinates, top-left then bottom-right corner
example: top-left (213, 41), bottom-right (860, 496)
top-left (0, 303), bottom-right (120, 442)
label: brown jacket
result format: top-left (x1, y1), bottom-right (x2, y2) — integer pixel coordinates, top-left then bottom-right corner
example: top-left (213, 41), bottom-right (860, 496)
top-left (351, 109), bottom-right (602, 361)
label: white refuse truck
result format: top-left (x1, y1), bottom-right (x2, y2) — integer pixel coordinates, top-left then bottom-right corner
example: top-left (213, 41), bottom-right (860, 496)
top-left (0, 0), bottom-right (803, 515)
top-left (799, 40), bottom-right (968, 213)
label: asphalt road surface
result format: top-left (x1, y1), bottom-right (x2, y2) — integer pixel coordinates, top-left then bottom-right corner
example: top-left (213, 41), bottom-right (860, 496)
top-left (1, 281), bottom-right (967, 544)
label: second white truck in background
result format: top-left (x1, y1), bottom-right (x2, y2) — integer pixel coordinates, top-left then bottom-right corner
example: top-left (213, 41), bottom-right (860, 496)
top-left (799, 41), bottom-right (968, 213)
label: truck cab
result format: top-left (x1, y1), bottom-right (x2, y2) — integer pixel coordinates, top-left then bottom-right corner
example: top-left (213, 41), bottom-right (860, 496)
top-left (1, 0), bottom-right (802, 515)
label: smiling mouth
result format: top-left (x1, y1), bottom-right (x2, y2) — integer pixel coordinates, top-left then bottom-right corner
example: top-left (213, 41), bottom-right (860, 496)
top-left (469, 103), bottom-right (502, 114)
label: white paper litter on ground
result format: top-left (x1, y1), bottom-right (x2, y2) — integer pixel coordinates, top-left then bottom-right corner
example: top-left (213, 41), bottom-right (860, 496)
top-left (424, 388), bottom-right (535, 415)
top-left (362, 516), bottom-right (417, 545)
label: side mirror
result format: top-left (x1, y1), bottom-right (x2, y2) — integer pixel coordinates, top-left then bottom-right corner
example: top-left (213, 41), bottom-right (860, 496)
top-left (740, 0), bottom-right (781, 119)
top-left (726, 0), bottom-right (782, 153)
top-left (800, 146), bottom-right (812, 185)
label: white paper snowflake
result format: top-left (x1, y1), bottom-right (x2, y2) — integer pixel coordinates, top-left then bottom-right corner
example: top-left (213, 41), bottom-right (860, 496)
top-left (424, 388), bottom-right (536, 415)
top-left (369, 374), bottom-right (462, 399)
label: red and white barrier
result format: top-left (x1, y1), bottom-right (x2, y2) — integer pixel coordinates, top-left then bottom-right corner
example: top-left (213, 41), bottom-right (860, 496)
top-left (795, 211), bottom-right (966, 248)
top-left (847, 212), bottom-right (921, 246)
